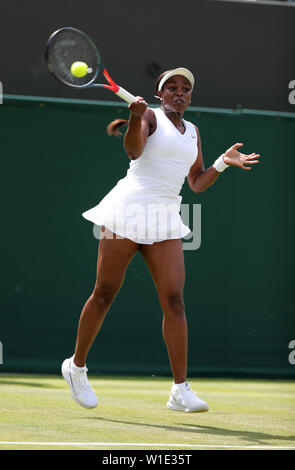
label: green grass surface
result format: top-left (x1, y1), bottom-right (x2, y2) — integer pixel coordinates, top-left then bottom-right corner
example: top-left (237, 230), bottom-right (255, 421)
top-left (0, 374), bottom-right (294, 450)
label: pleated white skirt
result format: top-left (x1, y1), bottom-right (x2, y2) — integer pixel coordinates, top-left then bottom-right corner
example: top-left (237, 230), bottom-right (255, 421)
top-left (82, 177), bottom-right (191, 244)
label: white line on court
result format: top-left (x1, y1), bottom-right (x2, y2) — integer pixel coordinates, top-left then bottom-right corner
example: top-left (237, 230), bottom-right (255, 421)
top-left (0, 442), bottom-right (295, 449)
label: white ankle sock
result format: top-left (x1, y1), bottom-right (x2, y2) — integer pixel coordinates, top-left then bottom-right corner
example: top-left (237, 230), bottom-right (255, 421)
top-left (71, 356), bottom-right (85, 370)
top-left (173, 381), bottom-right (187, 389)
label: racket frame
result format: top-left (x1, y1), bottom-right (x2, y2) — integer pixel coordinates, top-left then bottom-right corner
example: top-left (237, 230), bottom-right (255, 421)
top-left (45, 27), bottom-right (137, 103)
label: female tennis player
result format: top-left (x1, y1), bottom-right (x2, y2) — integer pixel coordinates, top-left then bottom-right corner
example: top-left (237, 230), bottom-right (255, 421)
top-left (62, 68), bottom-right (260, 412)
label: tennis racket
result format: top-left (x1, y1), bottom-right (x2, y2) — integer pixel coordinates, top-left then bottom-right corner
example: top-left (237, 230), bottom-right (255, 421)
top-left (45, 27), bottom-right (137, 104)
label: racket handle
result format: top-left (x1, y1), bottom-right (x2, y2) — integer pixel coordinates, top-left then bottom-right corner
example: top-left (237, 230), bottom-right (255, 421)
top-left (115, 87), bottom-right (137, 104)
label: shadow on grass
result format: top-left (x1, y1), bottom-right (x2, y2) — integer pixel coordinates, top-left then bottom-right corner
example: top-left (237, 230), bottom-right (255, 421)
top-left (179, 423), bottom-right (295, 445)
top-left (87, 417), bottom-right (295, 446)
top-left (0, 379), bottom-right (61, 389)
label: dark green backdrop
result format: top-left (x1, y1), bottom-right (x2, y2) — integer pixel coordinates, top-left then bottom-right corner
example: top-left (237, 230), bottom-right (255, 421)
top-left (1, 95), bottom-right (294, 377)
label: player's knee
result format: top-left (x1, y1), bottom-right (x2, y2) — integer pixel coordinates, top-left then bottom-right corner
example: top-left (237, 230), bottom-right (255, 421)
top-left (164, 292), bottom-right (185, 316)
top-left (92, 283), bottom-right (119, 309)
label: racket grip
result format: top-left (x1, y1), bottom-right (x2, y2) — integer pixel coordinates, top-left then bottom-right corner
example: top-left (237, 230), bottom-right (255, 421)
top-left (115, 87), bottom-right (137, 104)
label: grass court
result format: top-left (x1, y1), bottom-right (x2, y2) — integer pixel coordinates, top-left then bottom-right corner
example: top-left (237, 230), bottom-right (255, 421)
top-left (0, 375), bottom-right (294, 450)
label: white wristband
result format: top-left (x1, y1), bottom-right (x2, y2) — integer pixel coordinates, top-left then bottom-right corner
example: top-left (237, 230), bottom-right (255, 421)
top-left (213, 154), bottom-right (229, 172)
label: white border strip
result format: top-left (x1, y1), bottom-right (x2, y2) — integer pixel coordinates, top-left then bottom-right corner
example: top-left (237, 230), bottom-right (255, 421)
top-left (0, 442), bottom-right (295, 449)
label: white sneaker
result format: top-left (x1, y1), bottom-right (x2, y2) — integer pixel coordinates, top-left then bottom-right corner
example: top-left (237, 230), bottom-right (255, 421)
top-left (61, 356), bottom-right (98, 409)
top-left (167, 381), bottom-right (209, 413)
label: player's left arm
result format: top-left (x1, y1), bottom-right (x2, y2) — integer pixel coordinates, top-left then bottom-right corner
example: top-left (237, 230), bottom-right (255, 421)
top-left (187, 126), bottom-right (260, 194)
top-left (187, 126), bottom-right (219, 194)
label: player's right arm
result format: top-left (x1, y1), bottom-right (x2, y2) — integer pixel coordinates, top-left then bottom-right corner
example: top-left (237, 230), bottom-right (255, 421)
top-left (124, 99), bottom-right (156, 160)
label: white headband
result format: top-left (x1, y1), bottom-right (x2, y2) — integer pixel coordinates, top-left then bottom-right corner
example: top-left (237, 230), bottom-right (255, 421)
top-left (158, 67), bottom-right (195, 92)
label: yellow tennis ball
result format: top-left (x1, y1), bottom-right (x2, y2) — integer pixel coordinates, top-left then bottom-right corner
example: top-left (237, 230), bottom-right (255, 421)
top-left (71, 61), bottom-right (88, 78)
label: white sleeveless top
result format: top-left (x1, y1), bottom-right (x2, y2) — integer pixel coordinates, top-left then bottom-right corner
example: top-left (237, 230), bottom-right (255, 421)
top-left (82, 107), bottom-right (198, 244)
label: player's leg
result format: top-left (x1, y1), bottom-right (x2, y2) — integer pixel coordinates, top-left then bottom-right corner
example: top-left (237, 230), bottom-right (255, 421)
top-left (139, 238), bottom-right (187, 383)
top-left (139, 239), bottom-right (208, 412)
top-left (62, 227), bottom-right (139, 408)
top-left (74, 226), bottom-right (139, 366)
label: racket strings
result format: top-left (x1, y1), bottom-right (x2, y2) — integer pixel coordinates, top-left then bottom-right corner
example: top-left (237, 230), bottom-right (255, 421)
top-left (46, 28), bottom-right (101, 87)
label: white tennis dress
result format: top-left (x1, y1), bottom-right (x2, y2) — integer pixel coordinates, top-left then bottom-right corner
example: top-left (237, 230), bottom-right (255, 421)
top-left (82, 107), bottom-right (198, 244)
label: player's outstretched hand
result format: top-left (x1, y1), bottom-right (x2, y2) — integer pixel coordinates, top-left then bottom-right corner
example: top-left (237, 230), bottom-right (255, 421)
top-left (223, 143), bottom-right (260, 170)
top-left (128, 97), bottom-right (148, 118)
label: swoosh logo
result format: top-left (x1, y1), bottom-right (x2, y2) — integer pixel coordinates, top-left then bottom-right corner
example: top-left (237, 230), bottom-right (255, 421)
top-left (69, 370), bottom-right (77, 395)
